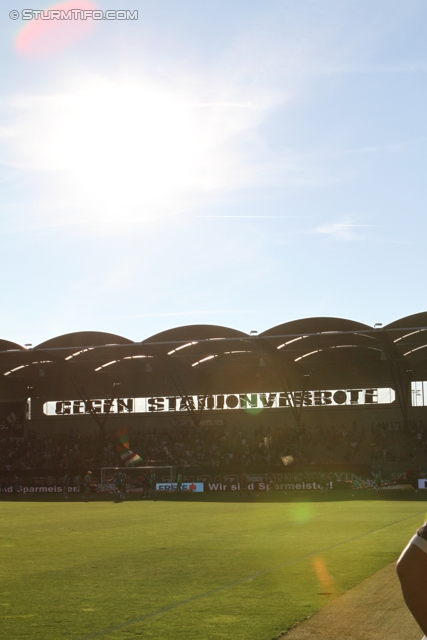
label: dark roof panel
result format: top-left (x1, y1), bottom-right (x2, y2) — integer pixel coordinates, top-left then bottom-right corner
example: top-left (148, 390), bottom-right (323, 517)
top-left (35, 331), bottom-right (134, 350)
top-left (385, 312), bottom-right (427, 330)
top-left (145, 324), bottom-right (248, 346)
top-left (260, 317), bottom-right (372, 340)
top-left (0, 339), bottom-right (25, 351)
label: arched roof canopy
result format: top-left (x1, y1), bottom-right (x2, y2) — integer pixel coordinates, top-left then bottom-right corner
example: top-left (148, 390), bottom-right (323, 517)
top-left (33, 331), bottom-right (137, 372)
top-left (258, 317), bottom-right (376, 382)
top-left (260, 317), bottom-right (373, 344)
top-left (36, 331), bottom-right (133, 351)
top-left (384, 312), bottom-right (427, 331)
top-left (0, 339), bottom-right (25, 351)
top-left (144, 324), bottom-right (251, 365)
top-left (2, 315), bottom-right (427, 403)
top-left (145, 324), bottom-right (248, 346)
top-left (278, 331), bottom-right (379, 363)
top-left (384, 313), bottom-right (427, 362)
top-left (0, 340), bottom-right (29, 376)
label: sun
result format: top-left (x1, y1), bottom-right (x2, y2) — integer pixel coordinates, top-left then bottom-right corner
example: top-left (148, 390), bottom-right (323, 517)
top-left (46, 81), bottom-right (201, 214)
top-left (6, 77), bottom-right (260, 226)
top-left (9, 79), bottom-right (209, 224)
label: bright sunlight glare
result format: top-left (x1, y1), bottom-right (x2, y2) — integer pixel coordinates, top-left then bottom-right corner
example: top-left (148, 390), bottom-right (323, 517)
top-left (30, 82), bottom-right (197, 213)
top-left (5, 79), bottom-right (263, 226)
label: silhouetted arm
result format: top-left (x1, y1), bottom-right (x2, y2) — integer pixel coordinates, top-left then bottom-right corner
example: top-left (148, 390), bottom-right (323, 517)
top-left (396, 532), bottom-right (427, 636)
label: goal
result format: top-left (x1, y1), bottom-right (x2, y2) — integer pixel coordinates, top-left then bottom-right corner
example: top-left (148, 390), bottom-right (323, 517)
top-left (100, 465), bottom-right (174, 495)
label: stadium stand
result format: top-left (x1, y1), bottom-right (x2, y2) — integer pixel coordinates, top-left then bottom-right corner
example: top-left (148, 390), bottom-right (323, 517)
top-left (1, 313), bottom-right (427, 481)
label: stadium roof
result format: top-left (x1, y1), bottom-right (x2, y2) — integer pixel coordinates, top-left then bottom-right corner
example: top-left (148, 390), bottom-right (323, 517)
top-left (1, 315), bottom-right (427, 418)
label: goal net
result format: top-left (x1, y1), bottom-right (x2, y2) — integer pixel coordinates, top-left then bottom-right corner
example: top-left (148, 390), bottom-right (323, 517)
top-left (100, 466), bottom-right (174, 495)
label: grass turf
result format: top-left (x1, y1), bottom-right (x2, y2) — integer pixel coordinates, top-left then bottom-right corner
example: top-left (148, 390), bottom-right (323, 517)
top-left (0, 499), bottom-right (426, 640)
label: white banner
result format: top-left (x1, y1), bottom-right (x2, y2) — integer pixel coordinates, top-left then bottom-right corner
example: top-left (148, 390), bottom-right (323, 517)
top-left (43, 387), bottom-right (396, 416)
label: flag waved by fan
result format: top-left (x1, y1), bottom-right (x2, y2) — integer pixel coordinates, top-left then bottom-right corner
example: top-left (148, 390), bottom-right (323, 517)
top-left (111, 427), bottom-right (143, 467)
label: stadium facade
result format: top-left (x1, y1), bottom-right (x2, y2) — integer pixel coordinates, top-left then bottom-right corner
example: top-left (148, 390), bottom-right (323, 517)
top-left (2, 312), bottom-right (427, 437)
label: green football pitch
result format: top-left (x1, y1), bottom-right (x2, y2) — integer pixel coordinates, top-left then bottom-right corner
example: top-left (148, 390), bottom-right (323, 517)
top-left (1, 497), bottom-right (426, 640)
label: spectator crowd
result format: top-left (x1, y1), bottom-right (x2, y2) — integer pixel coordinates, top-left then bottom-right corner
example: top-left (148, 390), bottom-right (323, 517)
top-left (0, 417), bottom-right (426, 472)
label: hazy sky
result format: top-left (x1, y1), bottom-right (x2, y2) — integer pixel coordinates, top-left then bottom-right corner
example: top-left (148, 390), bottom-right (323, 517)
top-left (1, 0), bottom-right (427, 346)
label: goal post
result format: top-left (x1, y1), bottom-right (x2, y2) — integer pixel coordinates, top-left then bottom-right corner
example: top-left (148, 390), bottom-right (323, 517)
top-left (100, 465), bottom-right (174, 495)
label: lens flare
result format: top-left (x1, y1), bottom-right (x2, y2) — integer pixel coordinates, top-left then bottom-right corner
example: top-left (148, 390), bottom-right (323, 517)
top-left (15, 1), bottom-right (98, 57)
top-left (289, 503), bottom-right (315, 523)
top-left (244, 406), bottom-right (263, 416)
top-left (312, 556), bottom-right (335, 594)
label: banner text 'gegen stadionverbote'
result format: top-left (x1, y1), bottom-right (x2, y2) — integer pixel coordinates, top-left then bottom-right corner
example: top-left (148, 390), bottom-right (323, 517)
top-left (44, 387), bottom-right (396, 416)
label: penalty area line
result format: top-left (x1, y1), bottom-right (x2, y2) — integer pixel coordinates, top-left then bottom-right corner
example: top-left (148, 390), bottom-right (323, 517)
top-left (78, 509), bottom-right (425, 639)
